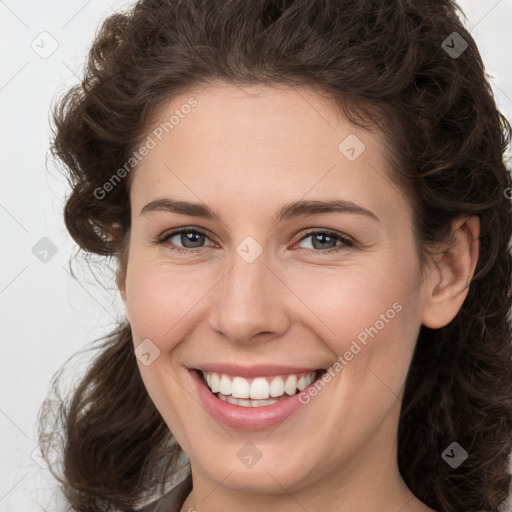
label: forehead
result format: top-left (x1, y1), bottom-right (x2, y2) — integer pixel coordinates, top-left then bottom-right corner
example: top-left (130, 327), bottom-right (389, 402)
top-left (130, 82), bottom-right (408, 222)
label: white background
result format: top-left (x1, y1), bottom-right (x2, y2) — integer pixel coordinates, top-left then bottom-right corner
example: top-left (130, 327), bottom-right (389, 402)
top-left (1, 0), bottom-right (512, 510)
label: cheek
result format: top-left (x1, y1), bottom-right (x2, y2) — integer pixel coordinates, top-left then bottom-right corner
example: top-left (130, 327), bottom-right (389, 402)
top-left (124, 255), bottom-right (214, 345)
top-left (291, 259), bottom-right (419, 350)
top-left (294, 267), bottom-right (421, 458)
top-left (292, 253), bottom-right (422, 402)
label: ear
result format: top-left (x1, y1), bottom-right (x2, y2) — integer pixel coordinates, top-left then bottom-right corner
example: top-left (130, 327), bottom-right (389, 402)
top-left (116, 270), bottom-right (130, 323)
top-left (420, 215), bottom-right (480, 329)
top-left (110, 222), bottom-right (128, 304)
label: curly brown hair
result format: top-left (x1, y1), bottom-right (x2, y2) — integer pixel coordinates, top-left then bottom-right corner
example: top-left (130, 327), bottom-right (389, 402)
top-left (38, 0), bottom-right (512, 511)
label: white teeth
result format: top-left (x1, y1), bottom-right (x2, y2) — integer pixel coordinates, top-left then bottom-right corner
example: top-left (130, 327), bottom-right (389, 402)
top-left (269, 376), bottom-right (285, 397)
top-left (219, 375), bottom-right (231, 395)
top-left (201, 370), bottom-right (317, 401)
top-left (210, 373), bottom-right (220, 393)
top-left (231, 376), bottom-right (250, 399)
top-left (250, 377), bottom-right (270, 399)
top-left (219, 394), bottom-right (279, 407)
top-left (284, 375), bottom-right (297, 395)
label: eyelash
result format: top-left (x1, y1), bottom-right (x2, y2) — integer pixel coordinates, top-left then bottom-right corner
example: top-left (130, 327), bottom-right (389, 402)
top-left (157, 227), bottom-right (355, 256)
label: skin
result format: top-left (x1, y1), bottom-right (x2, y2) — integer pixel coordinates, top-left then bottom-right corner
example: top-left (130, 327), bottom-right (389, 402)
top-left (116, 81), bottom-right (479, 512)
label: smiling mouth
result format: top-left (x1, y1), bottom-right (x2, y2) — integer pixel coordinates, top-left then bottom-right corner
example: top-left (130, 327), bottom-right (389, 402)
top-left (195, 369), bottom-right (327, 407)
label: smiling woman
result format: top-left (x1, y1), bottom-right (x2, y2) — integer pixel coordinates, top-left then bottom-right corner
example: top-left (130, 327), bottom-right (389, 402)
top-left (38, 1), bottom-right (512, 512)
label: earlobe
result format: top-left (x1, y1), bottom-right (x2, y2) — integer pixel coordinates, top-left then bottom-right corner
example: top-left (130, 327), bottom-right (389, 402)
top-left (421, 215), bottom-right (480, 329)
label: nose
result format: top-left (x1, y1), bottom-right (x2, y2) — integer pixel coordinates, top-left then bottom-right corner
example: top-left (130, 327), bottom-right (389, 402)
top-left (208, 248), bottom-right (291, 344)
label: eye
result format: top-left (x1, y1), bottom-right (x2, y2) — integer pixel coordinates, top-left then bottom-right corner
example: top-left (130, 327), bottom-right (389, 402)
top-left (293, 229), bottom-right (354, 254)
top-left (158, 228), bottom-right (215, 254)
top-left (157, 227), bottom-right (354, 255)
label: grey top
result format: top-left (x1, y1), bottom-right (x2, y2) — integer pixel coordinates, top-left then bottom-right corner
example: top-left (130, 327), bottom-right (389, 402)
top-left (138, 475), bottom-right (193, 512)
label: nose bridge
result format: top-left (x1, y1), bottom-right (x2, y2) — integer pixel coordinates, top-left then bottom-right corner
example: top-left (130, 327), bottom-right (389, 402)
top-left (209, 243), bottom-right (289, 342)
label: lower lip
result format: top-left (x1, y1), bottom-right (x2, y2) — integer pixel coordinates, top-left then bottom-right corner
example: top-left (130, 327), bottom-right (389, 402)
top-left (189, 369), bottom-right (319, 431)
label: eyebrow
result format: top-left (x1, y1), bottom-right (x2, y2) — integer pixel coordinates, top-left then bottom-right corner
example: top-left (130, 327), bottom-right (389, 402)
top-left (140, 198), bottom-right (380, 223)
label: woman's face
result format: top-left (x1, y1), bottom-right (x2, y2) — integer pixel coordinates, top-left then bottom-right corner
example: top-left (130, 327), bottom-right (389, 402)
top-left (120, 82), bottom-right (433, 501)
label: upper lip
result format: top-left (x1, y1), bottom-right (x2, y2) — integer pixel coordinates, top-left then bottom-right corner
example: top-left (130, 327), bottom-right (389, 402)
top-left (191, 363), bottom-right (324, 378)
